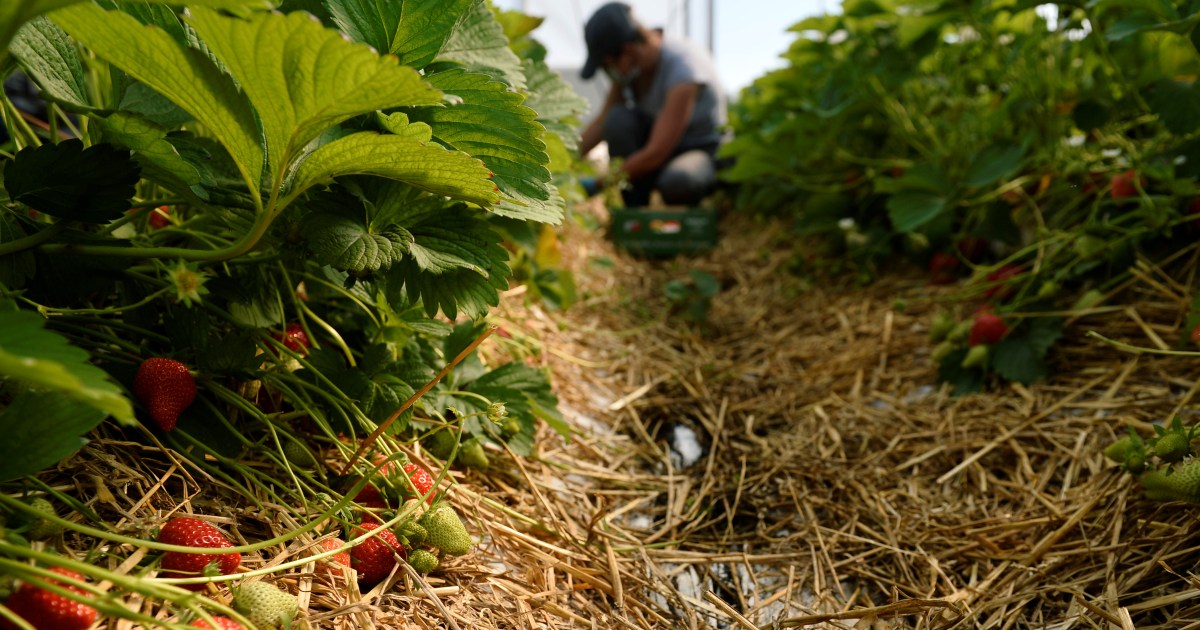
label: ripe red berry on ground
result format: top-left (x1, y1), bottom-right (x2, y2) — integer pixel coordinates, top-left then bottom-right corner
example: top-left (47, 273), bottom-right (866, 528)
top-left (314, 537), bottom-right (351, 574)
top-left (157, 517), bottom-right (241, 589)
top-left (968, 311), bottom-right (1008, 346)
top-left (350, 522), bottom-right (406, 587)
top-left (133, 358), bottom-right (197, 432)
top-left (0, 567), bottom-right (97, 630)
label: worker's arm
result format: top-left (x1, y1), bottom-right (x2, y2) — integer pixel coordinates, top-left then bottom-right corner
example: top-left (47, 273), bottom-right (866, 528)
top-left (579, 80), bottom-right (624, 156)
top-left (619, 82), bottom-right (699, 179)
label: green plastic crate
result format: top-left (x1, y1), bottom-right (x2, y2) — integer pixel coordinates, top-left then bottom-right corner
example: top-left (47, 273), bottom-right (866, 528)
top-left (607, 207), bottom-right (718, 257)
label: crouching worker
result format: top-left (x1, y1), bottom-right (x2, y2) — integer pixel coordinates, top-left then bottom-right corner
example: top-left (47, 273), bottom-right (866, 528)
top-left (579, 2), bottom-right (727, 208)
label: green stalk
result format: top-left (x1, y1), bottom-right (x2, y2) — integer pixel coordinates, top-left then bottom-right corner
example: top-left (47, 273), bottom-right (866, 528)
top-left (0, 221), bottom-right (67, 257)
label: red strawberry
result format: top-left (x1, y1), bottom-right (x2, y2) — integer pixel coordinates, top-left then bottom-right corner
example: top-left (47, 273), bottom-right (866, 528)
top-left (982, 264), bottom-right (1023, 301)
top-left (968, 311), bottom-right (1008, 346)
top-left (1110, 169), bottom-right (1141, 200)
top-left (149, 205), bottom-right (171, 229)
top-left (1, 567), bottom-right (97, 630)
top-left (192, 617), bottom-right (246, 629)
top-left (314, 537), bottom-right (350, 574)
top-left (354, 460), bottom-right (438, 507)
top-left (271, 323), bottom-right (310, 354)
top-left (157, 517), bottom-right (241, 590)
top-left (928, 252), bottom-right (959, 285)
top-left (1190, 324), bottom-right (1200, 345)
top-left (133, 358), bottom-right (197, 432)
top-left (401, 463), bottom-right (437, 503)
top-left (349, 522), bottom-right (406, 587)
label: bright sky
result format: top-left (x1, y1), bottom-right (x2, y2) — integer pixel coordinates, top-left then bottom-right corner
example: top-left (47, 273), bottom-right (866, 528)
top-left (492, 0), bottom-right (833, 96)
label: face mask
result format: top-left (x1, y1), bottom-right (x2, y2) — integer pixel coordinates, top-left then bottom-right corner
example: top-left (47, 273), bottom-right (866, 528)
top-left (605, 65), bottom-right (641, 86)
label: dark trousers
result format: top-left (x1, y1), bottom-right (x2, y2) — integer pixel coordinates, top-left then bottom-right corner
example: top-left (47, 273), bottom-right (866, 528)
top-left (603, 106), bottom-right (717, 207)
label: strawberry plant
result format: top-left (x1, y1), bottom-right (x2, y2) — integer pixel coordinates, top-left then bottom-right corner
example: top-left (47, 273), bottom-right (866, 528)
top-left (0, 0), bottom-right (583, 624)
top-left (0, 0), bottom-right (577, 480)
top-left (721, 0), bottom-right (1200, 395)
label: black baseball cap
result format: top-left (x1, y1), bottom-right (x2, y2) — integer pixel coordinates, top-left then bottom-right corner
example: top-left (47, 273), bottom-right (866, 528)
top-left (581, 2), bottom-right (640, 80)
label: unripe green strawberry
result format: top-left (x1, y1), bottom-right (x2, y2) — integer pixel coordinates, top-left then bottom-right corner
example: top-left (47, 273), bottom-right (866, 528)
top-left (459, 439), bottom-right (489, 471)
top-left (422, 430), bottom-right (457, 461)
top-left (407, 548), bottom-right (439, 574)
top-left (24, 497), bottom-right (62, 539)
top-left (1141, 459), bottom-right (1200, 502)
top-left (1153, 432), bottom-right (1192, 463)
top-left (0, 574), bottom-right (15, 600)
top-left (929, 311), bottom-right (956, 342)
top-left (500, 417), bottom-right (521, 440)
top-left (418, 506), bottom-right (472, 556)
top-left (947, 321), bottom-right (972, 343)
top-left (1103, 436), bottom-right (1136, 463)
top-left (1124, 453), bottom-right (1147, 474)
top-left (283, 441), bottom-right (316, 468)
top-left (397, 520), bottom-right (428, 548)
top-left (960, 345), bottom-right (989, 369)
top-left (232, 581), bottom-right (297, 629)
top-left (930, 340), bottom-right (955, 364)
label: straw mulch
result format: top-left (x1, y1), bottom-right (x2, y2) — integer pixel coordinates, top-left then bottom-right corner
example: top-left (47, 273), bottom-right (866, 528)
top-left (474, 202), bottom-right (1200, 630)
top-left (24, 201), bottom-right (1200, 629)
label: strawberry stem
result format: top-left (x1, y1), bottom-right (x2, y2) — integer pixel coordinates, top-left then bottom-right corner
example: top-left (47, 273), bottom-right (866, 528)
top-left (340, 325), bottom-right (497, 475)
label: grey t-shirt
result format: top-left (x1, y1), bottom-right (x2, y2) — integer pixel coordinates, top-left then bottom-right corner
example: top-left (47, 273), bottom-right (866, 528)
top-left (628, 37), bottom-right (726, 151)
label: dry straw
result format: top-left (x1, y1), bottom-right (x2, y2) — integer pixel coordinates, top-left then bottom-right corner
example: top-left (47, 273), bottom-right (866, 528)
top-left (27, 202), bottom-right (1200, 628)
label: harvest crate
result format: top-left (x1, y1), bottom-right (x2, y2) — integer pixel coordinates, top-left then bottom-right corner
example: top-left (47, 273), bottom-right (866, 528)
top-left (607, 207), bottom-right (719, 257)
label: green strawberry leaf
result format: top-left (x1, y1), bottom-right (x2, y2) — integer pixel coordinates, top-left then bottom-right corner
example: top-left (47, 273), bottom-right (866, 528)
top-left (459, 362), bottom-right (567, 455)
top-left (438, 0), bottom-right (526, 90)
top-left (118, 81), bottom-right (193, 129)
top-left (0, 310), bottom-right (135, 425)
top-left (1146, 79), bottom-right (1200, 135)
top-left (97, 111), bottom-right (204, 191)
top-left (185, 8), bottom-right (444, 188)
top-left (964, 143), bottom-right (1024, 188)
top-left (301, 192), bottom-right (414, 273)
top-left (991, 337), bottom-right (1048, 385)
top-left (1024, 316), bottom-right (1064, 358)
top-left (887, 191), bottom-right (948, 233)
top-left (327, 0), bottom-right (474, 67)
top-left (412, 66), bottom-right (560, 224)
top-left (0, 392), bottom-right (105, 481)
top-left (937, 347), bottom-right (984, 396)
top-left (5, 140), bottom-right (140, 223)
top-left (196, 330), bottom-right (261, 378)
top-left (10, 16), bottom-right (89, 110)
top-left (291, 130), bottom-right (499, 207)
top-left (52, 3), bottom-right (265, 195)
top-left (382, 203), bottom-right (512, 319)
top-left (522, 58), bottom-right (588, 152)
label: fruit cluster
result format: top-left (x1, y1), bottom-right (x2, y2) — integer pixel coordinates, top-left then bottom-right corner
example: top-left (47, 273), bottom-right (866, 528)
top-left (1104, 417), bottom-right (1200, 502)
top-left (1, 451), bottom-right (475, 627)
